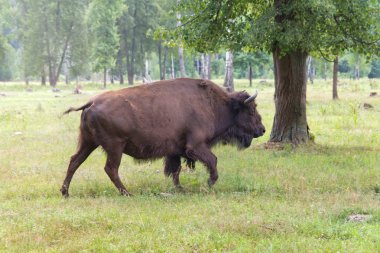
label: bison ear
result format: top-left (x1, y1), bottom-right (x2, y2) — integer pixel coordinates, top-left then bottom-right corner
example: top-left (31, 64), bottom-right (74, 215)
top-left (231, 98), bottom-right (244, 111)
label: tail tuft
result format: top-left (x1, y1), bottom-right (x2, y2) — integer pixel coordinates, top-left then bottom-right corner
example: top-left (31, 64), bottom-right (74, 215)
top-left (62, 101), bottom-right (93, 117)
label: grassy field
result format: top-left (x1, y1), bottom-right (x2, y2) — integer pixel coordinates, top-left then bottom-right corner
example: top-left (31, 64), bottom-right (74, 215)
top-left (0, 79), bottom-right (379, 252)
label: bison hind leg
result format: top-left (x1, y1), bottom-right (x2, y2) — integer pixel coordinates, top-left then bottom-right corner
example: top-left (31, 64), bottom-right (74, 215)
top-left (164, 155), bottom-right (182, 188)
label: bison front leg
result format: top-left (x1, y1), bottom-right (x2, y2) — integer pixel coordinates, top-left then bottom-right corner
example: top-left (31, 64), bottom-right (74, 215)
top-left (186, 144), bottom-right (218, 187)
top-left (164, 155), bottom-right (182, 188)
top-left (103, 145), bottom-right (132, 196)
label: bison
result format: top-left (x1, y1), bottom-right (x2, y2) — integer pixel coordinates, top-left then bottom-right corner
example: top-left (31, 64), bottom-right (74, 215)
top-left (61, 78), bottom-right (265, 197)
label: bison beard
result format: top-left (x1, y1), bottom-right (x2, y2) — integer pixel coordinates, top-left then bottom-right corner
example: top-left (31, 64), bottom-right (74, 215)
top-left (60, 78), bottom-right (265, 197)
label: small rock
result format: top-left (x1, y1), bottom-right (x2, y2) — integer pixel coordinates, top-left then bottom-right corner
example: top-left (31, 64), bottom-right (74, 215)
top-left (160, 192), bottom-right (173, 197)
top-left (369, 92), bottom-right (378, 97)
top-left (52, 88), bottom-right (61, 93)
top-left (361, 103), bottom-right (374, 109)
top-left (347, 214), bottom-right (372, 223)
top-left (26, 88), bottom-right (33, 92)
top-left (0, 92), bottom-right (6, 97)
top-left (54, 94), bottom-right (62, 98)
top-left (14, 131), bottom-right (23, 136)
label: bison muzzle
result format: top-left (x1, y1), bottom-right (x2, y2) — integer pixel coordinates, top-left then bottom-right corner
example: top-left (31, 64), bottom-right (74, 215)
top-left (61, 78), bottom-right (265, 197)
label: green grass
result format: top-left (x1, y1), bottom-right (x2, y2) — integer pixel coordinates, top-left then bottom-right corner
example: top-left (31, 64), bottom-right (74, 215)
top-left (0, 79), bottom-right (379, 252)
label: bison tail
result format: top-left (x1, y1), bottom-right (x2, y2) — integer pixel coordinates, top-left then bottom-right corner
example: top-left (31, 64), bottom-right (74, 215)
top-left (62, 101), bottom-right (93, 116)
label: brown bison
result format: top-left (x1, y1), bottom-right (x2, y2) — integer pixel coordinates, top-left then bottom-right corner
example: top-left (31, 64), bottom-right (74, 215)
top-left (61, 78), bottom-right (265, 197)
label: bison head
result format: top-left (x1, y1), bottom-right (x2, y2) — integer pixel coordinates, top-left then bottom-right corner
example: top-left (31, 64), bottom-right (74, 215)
top-left (223, 91), bottom-right (265, 148)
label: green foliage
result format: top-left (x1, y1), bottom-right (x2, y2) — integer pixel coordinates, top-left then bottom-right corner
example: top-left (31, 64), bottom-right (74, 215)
top-left (87, 0), bottom-right (125, 73)
top-left (172, 0), bottom-right (380, 58)
top-left (368, 59), bottom-right (380, 78)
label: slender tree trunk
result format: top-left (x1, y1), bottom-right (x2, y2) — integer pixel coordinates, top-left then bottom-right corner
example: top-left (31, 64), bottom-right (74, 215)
top-left (354, 56), bottom-right (360, 79)
top-left (177, 1), bottom-right (186, 77)
top-left (323, 61), bottom-right (327, 81)
top-left (207, 54), bottom-right (212, 79)
top-left (196, 58), bottom-right (201, 76)
top-left (103, 68), bottom-right (107, 89)
top-left (333, 56), bottom-right (339, 100)
top-left (120, 72), bottom-right (124, 84)
top-left (171, 54), bottom-right (175, 79)
top-left (162, 46), bottom-right (167, 80)
top-left (158, 42), bottom-right (163, 80)
top-left (41, 68), bottom-right (46, 86)
top-left (269, 48), bottom-right (310, 144)
top-left (307, 56), bottom-right (314, 84)
top-left (248, 63), bottom-right (253, 87)
top-left (126, 3), bottom-right (137, 85)
top-left (224, 50), bottom-right (234, 91)
top-left (116, 49), bottom-right (124, 85)
top-left (201, 54), bottom-right (206, 79)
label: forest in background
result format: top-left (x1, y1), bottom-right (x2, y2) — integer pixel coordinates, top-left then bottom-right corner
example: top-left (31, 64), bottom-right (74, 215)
top-left (0, 0), bottom-right (379, 86)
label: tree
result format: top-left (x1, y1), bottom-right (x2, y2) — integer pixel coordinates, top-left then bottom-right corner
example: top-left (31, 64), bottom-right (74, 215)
top-left (333, 56), bottom-right (339, 99)
top-left (172, 0), bottom-right (380, 145)
top-left (368, 59), bottom-right (380, 78)
top-left (234, 51), bottom-right (271, 86)
top-left (224, 50), bottom-right (234, 91)
top-left (117, 0), bottom-right (160, 85)
top-left (88, 0), bottom-right (124, 88)
top-left (18, 0), bottom-right (89, 87)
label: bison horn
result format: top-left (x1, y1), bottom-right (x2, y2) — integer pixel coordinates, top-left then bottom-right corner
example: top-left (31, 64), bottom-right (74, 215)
top-left (244, 91), bottom-right (258, 104)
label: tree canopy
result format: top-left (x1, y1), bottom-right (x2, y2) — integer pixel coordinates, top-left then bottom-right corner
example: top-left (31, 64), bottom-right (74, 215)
top-left (173, 0), bottom-right (380, 57)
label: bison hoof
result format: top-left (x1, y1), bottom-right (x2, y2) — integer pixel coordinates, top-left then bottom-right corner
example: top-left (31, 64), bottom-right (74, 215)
top-left (60, 187), bottom-right (69, 198)
top-left (175, 185), bottom-right (184, 191)
top-left (207, 178), bottom-right (216, 187)
top-left (120, 189), bottom-right (132, 197)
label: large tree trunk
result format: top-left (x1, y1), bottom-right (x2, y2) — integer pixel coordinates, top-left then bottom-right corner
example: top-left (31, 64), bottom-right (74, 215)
top-left (269, 48), bottom-right (310, 144)
top-left (333, 56), bottom-right (339, 99)
top-left (223, 50), bottom-right (234, 91)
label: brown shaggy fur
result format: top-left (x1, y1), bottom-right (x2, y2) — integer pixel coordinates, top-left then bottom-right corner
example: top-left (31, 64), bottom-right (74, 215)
top-left (60, 78), bottom-right (265, 197)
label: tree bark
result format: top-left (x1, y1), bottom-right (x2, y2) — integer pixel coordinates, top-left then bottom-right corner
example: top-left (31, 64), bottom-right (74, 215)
top-left (162, 46), bottom-right (167, 80)
top-left (323, 61), bottom-right (327, 81)
top-left (177, 1), bottom-right (186, 77)
top-left (201, 53), bottom-right (206, 79)
top-left (269, 48), bottom-right (310, 144)
top-left (178, 47), bottom-right (186, 77)
top-left (171, 54), bottom-right (175, 79)
top-left (41, 68), bottom-right (46, 86)
top-left (207, 54), bottom-right (212, 79)
top-left (333, 56), bottom-right (339, 99)
top-left (103, 68), bottom-right (107, 89)
top-left (248, 63), bottom-right (252, 87)
top-left (223, 50), bottom-right (234, 91)
top-left (158, 42), bottom-right (163, 80)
